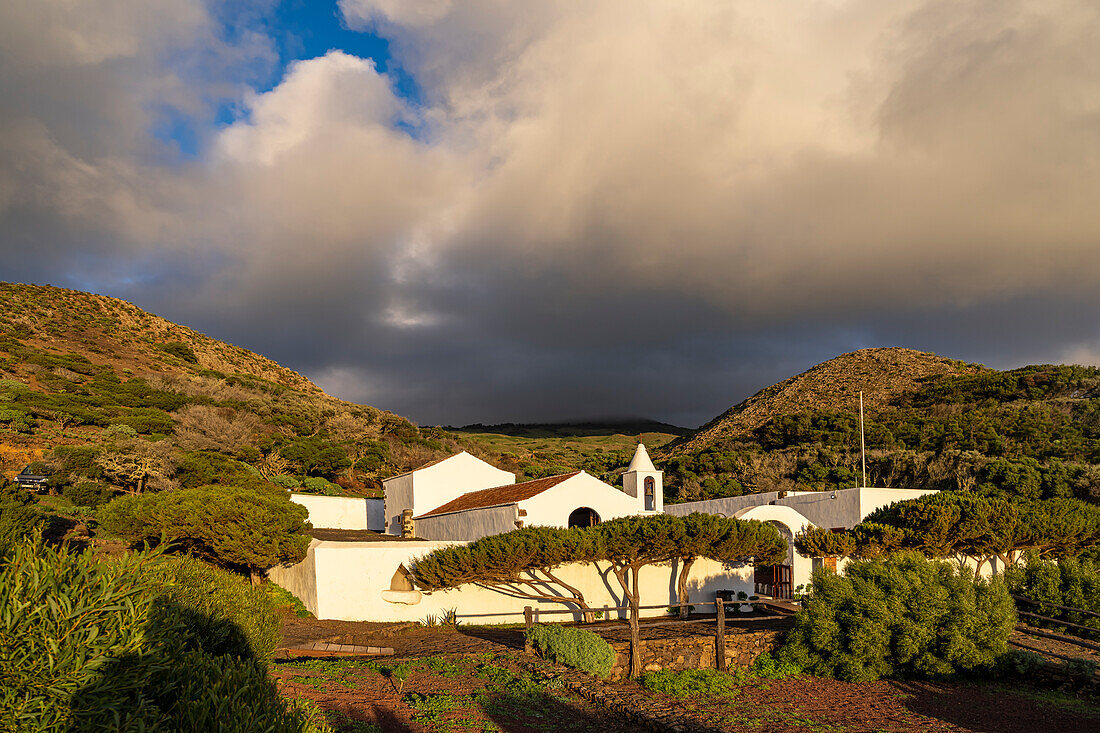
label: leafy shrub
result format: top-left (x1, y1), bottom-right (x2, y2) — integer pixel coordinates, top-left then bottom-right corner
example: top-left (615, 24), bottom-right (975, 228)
top-left (777, 553), bottom-right (1016, 681)
top-left (100, 484), bottom-right (311, 579)
top-left (0, 481), bottom-right (42, 557)
top-left (105, 422), bottom-right (139, 439)
top-left (0, 535), bottom-right (327, 732)
top-left (1004, 553), bottom-right (1100, 640)
top-left (271, 474), bottom-right (301, 489)
top-left (115, 407), bottom-right (176, 435)
top-left (63, 481), bottom-right (114, 508)
top-left (158, 341), bottom-right (199, 363)
top-left (641, 668), bottom-right (736, 697)
top-left (301, 476), bottom-right (340, 495)
top-left (266, 582), bottom-right (313, 618)
top-left (155, 555), bottom-right (281, 663)
top-left (526, 624), bottom-right (614, 678)
top-left (750, 652), bottom-right (802, 679)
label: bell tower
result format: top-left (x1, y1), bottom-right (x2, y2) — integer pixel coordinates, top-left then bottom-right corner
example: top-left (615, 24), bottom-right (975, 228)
top-left (622, 443), bottom-right (663, 513)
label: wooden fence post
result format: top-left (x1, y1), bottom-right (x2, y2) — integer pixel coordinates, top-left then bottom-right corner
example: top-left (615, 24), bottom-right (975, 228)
top-left (715, 597), bottom-right (727, 672)
top-left (524, 606), bottom-right (533, 655)
top-left (629, 606), bottom-right (641, 679)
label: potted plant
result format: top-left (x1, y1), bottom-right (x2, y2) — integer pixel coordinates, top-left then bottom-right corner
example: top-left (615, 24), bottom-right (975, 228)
top-left (737, 590), bottom-right (753, 613)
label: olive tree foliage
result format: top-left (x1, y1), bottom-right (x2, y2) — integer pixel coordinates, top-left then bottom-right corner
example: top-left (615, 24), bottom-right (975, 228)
top-left (99, 484), bottom-right (311, 583)
top-left (778, 553), bottom-right (1016, 682)
top-left (94, 438), bottom-right (177, 494)
top-left (795, 493), bottom-right (1100, 575)
top-left (411, 525), bottom-right (601, 617)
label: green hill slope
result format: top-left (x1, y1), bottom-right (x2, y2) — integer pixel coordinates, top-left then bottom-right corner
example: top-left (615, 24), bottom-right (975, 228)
top-left (0, 283), bottom-right (517, 498)
top-left (659, 348), bottom-right (1100, 505)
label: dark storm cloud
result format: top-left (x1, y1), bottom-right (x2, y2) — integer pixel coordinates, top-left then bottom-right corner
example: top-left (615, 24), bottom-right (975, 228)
top-left (3, 1), bottom-right (1100, 427)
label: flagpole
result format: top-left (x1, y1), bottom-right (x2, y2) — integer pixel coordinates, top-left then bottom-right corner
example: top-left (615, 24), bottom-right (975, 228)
top-left (860, 390), bottom-right (867, 488)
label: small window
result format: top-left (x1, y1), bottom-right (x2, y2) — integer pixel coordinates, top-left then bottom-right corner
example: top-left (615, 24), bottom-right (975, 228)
top-left (644, 476), bottom-right (656, 511)
top-left (390, 564), bottom-right (414, 592)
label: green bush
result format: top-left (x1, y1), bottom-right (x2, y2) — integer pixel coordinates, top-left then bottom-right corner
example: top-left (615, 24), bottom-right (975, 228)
top-left (158, 341), bottom-right (199, 363)
top-left (526, 624), bottom-right (614, 678)
top-left (99, 484), bottom-right (311, 579)
top-left (1004, 553), bottom-right (1100, 640)
top-left (750, 651), bottom-right (801, 679)
top-left (271, 474), bottom-right (301, 489)
top-left (63, 481), bottom-right (114, 508)
top-left (0, 535), bottom-right (326, 732)
top-left (640, 668), bottom-right (736, 697)
top-left (301, 476), bottom-right (340, 495)
top-left (777, 553), bottom-right (1016, 682)
top-left (155, 555), bottom-right (282, 663)
top-left (0, 480), bottom-right (41, 557)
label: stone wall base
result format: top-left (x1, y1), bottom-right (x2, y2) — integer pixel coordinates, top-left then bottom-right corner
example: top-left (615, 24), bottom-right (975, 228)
top-left (608, 628), bottom-right (782, 681)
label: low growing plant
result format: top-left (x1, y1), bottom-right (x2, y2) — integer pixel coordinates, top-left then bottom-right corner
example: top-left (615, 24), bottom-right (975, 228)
top-left (525, 624), bottom-right (615, 678)
top-left (641, 668), bottom-right (737, 698)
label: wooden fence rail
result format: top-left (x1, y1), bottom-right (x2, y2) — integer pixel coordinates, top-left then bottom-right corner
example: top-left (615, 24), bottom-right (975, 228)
top-left (522, 594), bottom-right (759, 677)
top-left (1012, 594), bottom-right (1100, 619)
top-left (1017, 610), bottom-right (1100, 636)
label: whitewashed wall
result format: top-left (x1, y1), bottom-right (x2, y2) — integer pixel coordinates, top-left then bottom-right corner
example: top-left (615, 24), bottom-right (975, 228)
top-left (291, 494), bottom-right (370, 530)
top-left (518, 472), bottom-right (652, 529)
top-left (269, 539), bottom-right (754, 623)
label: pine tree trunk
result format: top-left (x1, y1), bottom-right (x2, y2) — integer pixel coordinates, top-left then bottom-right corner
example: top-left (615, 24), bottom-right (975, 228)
top-left (629, 565), bottom-right (641, 678)
top-left (250, 568), bottom-right (264, 586)
top-left (677, 557), bottom-right (695, 618)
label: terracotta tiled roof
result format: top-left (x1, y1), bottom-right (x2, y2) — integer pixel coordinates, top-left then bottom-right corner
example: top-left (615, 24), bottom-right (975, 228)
top-left (416, 471), bottom-right (582, 518)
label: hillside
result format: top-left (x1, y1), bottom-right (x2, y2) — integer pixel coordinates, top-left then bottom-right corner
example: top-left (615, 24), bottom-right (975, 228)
top-left (448, 420), bottom-right (686, 484)
top-left (659, 348), bottom-right (1100, 505)
top-left (0, 283), bottom-right (530, 503)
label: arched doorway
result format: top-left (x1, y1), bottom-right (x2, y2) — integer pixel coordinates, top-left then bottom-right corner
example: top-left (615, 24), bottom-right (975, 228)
top-left (644, 476), bottom-right (656, 511)
top-left (568, 507), bottom-right (601, 528)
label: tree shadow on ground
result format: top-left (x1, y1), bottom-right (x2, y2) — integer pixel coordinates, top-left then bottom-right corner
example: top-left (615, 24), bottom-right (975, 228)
top-left (458, 625), bottom-right (526, 651)
top-left (893, 679), bottom-right (1100, 733)
top-left (479, 689), bottom-right (672, 733)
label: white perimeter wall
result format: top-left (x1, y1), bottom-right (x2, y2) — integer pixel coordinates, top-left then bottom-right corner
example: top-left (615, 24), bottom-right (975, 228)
top-left (270, 539), bottom-right (754, 623)
top-left (291, 494), bottom-right (370, 530)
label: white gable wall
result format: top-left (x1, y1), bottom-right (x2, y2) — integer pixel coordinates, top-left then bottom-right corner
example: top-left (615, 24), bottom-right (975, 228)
top-left (409, 452), bottom-right (515, 517)
top-left (383, 452), bottom-right (516, 534)
top-left (518, 472), bottom-right (643, 528)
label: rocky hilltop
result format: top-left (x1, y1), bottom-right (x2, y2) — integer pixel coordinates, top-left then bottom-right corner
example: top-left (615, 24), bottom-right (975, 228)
top-left (668, 348), bottom-right (983, 455)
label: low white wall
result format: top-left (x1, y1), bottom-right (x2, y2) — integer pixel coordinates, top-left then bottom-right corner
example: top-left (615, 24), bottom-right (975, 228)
top-left (291, 494), bottom-right (370, 530)
top-left (290, 539), bottom-right (753, 622)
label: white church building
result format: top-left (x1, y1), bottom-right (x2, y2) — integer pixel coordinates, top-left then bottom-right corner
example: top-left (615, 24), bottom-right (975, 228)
top-left (273, 445), bottom-right (933, 621)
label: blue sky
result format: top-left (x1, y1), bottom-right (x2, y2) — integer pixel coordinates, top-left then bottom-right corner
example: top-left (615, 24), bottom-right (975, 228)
top-left (156, 1), bottom-right (421, 157)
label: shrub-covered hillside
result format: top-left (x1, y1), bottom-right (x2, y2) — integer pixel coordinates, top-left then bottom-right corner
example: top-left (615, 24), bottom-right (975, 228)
top-left (0, 283), bottom-right (520, 504)
top-left (659, 348), bottom-right (1100, 504)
